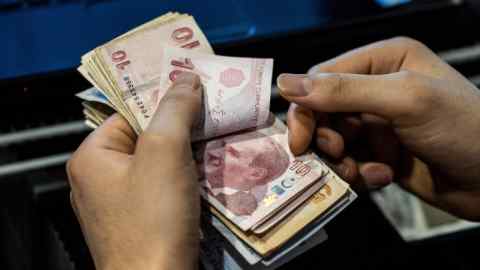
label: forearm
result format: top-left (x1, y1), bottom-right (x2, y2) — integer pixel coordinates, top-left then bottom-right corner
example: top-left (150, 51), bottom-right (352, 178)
top-left (100, 246), bottom-right (199, 270)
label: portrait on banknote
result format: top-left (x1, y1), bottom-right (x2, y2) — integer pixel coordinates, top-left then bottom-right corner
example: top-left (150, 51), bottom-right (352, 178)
top-left (197, 130), bottom-right (290, 216)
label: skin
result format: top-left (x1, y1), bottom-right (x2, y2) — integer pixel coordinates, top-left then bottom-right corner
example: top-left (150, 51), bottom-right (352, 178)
top-left (277, 37), bottom-right (480, 221)
top-left (67, 72), bottom-right (202, 270)
top-left (67, 37), bottom-right (480, 270)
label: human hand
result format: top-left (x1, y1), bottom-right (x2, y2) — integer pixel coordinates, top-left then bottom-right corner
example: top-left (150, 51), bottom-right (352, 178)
top-left (277, 37), bottom-right (480, 220)
top-left (67, 73), bottom-right (202, 270)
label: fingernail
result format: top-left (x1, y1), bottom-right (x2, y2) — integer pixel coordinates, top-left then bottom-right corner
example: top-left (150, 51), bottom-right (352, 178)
top-left (173, 71), bottom-right (201, 90)
top-left (336, 163), bottom-right (350, 179)
top-left (277, 74), bottom-right (312, 97)
top-left (362, 165), bottom-right (393, 187)
top-left (316, 136), bottom-right (330, 149)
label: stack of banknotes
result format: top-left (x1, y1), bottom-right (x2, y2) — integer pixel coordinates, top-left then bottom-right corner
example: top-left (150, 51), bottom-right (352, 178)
top-left (75, 12), bottom-right (356, 270)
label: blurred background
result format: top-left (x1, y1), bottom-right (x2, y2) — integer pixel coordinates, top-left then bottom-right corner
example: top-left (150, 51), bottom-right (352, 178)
top-left (1, 0), bottom-right (480, 269)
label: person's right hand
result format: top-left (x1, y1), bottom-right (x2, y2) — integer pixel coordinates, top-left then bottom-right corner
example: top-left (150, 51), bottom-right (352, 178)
top-left (277, 37), bottom-right (480, 220)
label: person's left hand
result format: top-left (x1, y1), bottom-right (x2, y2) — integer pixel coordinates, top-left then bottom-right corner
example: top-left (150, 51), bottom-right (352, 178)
top-left (67, 73), bottom-right (202, 270)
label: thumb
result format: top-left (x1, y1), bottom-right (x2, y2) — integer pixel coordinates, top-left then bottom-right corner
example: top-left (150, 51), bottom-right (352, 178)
top-left (131, 72), bottom-right (202, 188)
top-left (145, 72), bottom-right (202, 141)
top-left (277, 72), bottom-right (429, 120)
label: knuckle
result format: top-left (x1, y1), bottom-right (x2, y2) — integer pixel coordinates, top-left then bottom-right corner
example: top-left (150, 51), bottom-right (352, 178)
top-left (136, 132), bottom-right (192, 170)
top-left (162, 84), bottom-right (201, 106)
top-left (343, 165), bottom-right (358, 183)
top-left (397, 71), bottom-right (437, 114)
top-left (65, 160), bottom-right (73, 180)
top-left (172, 82), bottom-right (196, 93)
top-left (66, 154), bottom-right (82, 186)
top-left (162, 88), bottom-right (186, 104)
top-left (397, 69), bottom-right (418, 82)
top-left (390, 36), bottom-right (429, 54)
top-left (69, 192), bottom-right (76, 208)
top-left (137, 132), bottom-right (188, 153)
top-left (308, 63), bottom-right (331, 75)
top-left (159, 93), bottom-right (177, 109)
top-left (321, 73), bottom-right (348, 104)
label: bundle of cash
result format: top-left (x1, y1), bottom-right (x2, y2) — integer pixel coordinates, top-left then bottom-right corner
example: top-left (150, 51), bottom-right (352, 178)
top-left (75, 12), bottom-right (356, 270)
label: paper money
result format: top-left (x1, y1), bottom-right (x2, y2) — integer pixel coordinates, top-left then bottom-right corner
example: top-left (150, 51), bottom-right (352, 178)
top-left (259, 229), bottom-right (328, 269)
top-left (74, 12), bottom-right (357, 269)
top-left (78, 13), bottom-right (213, 134)
top-left (82, 101), bottom-right (114, 127)
top-left (95, 14), bottom-right (213, 128)
top-left (79, 50), bottom-right (273, 141)
top-left (200, 215), bottom-right (328, 270)
top-left (76, 87), bottom-right (112, 107)
top-left (208, 176), bottom-right (350, 256)
top-left (195, 116), bottom-right (332, 231)
top-left (160, 47), bottom-right (272, 140)
top-left (252, 174), bottom-right (329, 234)
top-left (78, 14), bottom-right (273, 141)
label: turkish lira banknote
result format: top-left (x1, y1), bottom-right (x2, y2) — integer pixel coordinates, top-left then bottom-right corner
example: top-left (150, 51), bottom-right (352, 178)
top-left (195, 116), bottom-right (334, 231)
top-left (74, 11), bottom-right (356, 270)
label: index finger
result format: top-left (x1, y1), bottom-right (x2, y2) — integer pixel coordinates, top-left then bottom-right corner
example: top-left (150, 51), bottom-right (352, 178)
top-left (308, 37), bottom-right (437, 75)
top-left (81, 114), bottom-right (137, 155)
top-left (287, 103), bottom-right (316, 155)
top-left (67, 114), bottom-right (136, 189)
top-left (288, 37), bottom-right (416, 155)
